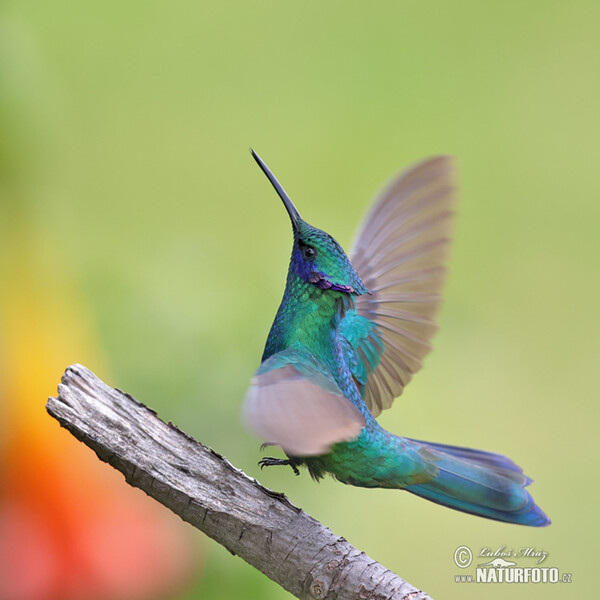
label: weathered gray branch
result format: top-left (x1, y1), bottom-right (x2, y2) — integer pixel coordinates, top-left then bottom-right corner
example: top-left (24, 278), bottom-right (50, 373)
top-left (46, 364), bottom-right (432, 600)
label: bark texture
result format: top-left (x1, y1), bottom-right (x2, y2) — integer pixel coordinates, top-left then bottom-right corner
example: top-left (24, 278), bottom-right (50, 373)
top-left (46, 364), bottom-right (432, 600)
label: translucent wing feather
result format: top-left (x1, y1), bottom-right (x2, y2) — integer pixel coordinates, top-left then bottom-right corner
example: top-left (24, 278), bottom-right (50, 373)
top-left (349, 156), bottom-right (455, 416)
top-left (243, 350), bottom-right (365, 456)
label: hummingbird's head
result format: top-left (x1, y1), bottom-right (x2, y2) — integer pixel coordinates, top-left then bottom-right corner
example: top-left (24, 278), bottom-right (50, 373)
top-left (290, 221), bottom-right (368, 294)
top-left (252, 149), bottom-right (368, 295)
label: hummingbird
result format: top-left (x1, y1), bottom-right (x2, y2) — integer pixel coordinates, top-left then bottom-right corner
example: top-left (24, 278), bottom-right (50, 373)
top-left (243, 150), bottom-right (550, 527)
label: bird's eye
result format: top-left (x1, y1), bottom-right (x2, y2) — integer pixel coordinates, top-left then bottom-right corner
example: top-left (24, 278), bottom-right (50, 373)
top-left (302, 245), bottom-right (316, 260)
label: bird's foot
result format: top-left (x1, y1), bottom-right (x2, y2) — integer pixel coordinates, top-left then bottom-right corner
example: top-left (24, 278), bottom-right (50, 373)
top-left (258, 456), bottom-right (300, 476)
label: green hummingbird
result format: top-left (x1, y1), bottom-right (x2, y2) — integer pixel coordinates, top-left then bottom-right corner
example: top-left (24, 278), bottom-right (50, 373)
top-left (243, 150), bottom-right (550, 526)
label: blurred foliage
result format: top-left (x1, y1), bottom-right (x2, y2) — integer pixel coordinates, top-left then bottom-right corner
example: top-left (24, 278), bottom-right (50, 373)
top-left (1, 1), bottom-right (597, 598)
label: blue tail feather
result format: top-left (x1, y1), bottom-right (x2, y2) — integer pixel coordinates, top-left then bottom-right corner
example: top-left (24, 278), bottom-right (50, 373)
top-left (407, 439), bottom-right (550, 527)
top-left (407, 438), bottom-right (532, 482)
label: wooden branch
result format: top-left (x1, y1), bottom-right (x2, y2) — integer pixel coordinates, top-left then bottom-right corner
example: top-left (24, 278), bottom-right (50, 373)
top-left (46, 364), bottom-right (432, 600)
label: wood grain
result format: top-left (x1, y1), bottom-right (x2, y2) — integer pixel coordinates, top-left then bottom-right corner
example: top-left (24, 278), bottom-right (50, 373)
top-left (46, 364), bottom-right (432, 600)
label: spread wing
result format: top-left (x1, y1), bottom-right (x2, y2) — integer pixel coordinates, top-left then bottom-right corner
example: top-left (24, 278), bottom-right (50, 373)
top-left (242, 349), bottom-right (365, 456)
top-left (346, 156), bottom-right (455, 416)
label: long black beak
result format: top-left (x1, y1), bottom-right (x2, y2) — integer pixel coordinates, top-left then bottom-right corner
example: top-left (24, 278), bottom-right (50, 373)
top-left (251, 149), bottom-right (301, 230)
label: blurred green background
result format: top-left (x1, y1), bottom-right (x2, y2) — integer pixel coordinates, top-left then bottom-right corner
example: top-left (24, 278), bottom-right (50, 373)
top-left (2, 1), bottom-right (597, 598)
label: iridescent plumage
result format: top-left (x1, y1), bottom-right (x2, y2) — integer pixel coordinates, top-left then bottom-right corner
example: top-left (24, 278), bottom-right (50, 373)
top-left (243, 150), bottom-right (550, 527)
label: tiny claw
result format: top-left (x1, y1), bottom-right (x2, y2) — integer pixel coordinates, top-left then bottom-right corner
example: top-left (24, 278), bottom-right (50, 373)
top-left (260, 442), bottom-right (276, 451)
top-left (258, 456), bottom-right (284, 470)
top-left (258, 456), bottom-right (300, 476)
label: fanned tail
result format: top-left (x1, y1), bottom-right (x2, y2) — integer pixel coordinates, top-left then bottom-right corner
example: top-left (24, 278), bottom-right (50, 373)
top-left (406, 439), bottom-right (550, 527)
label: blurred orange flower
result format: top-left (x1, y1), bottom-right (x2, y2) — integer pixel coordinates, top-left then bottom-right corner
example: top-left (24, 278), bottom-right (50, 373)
top-left (0, 239), bottom-right (199, 600)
